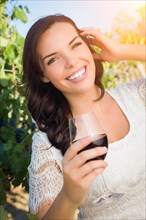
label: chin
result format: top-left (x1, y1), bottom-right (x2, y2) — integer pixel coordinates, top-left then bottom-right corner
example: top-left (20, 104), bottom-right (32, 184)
top-left (79, 81), bottom-right (95, 93)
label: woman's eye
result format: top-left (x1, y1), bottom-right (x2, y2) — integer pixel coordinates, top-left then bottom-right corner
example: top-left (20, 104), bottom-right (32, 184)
top-left (72, 42), bottom-right (82, 49)
top-left (47, 57), bottom-right (58, 65)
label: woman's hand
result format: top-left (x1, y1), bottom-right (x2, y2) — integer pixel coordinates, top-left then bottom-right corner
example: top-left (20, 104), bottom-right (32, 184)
top-left (80, 27), bottom-right (121, 62)
top-left (61, 136), bottom-right (108, 207)
top-left (80, 27), bottom-right (146, 62)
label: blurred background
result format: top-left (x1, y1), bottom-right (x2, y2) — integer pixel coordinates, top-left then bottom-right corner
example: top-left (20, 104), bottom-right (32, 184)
top-left (0, 0), bottom-right (145, 219)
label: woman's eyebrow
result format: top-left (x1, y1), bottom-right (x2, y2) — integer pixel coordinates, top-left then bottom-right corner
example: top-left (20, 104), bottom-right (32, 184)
top-left (42, 36), bottom-right (79, 62)
top-left (69, 36), bottom-right (79, 45)
top-left (43, 52), bottom-right (57, 61)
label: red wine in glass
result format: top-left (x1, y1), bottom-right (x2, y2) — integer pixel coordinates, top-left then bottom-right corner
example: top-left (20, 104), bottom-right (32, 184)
top-left (77, 134), bottom-right (108, 161)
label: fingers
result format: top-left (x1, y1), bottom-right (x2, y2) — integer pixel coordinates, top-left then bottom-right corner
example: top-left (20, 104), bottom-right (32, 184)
top-left (62, 136), bottom-right (108, 192)
top-left (63, 158), bottom-right (108, 194)
top-left (63, 152), bottom-right (108, 192)
top-left (63, 136), bottom-right (107, 166)
top-left (80, 28), bottom-right (119, 62)
top-left (62, 137), bottom-right (109, 202)
top-left (80, 27), bottom-right (98, 37)
top-left (80, 28), bottom-right (97, 45)
top-left (68, 146), bottom-right (107, 168)
top-left (74, 159), bottom-right (108, 179)
top-left (80, 27), bottom-right (103, 42)
top-left (63, 139), bottom-right (108, 175)
top-left (80, 167), bottom-right (105, 189)
top-left (63, 136), bottom-right (92, 164)
top-left (80, 27), bottom-right (111, 51)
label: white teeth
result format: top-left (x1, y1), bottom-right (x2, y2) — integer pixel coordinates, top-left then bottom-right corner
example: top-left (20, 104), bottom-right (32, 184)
top-left (67, 68), bottom-right (85, 80)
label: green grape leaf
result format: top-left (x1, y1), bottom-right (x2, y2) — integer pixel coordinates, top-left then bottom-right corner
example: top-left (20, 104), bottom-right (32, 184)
top-left (0, 206), bottom-right (8, 220)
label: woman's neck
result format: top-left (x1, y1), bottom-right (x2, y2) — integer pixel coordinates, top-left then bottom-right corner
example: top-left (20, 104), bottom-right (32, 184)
top-left (66, 85), bottom-right (101, 116)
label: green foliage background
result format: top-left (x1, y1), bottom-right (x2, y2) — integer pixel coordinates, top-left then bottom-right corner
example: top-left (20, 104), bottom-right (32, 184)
top-left (0, 0), bottom-right (145, 219)
top-left (0, 0), bottom-right (37, 219)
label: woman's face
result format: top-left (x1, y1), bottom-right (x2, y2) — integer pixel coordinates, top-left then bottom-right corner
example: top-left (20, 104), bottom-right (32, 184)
top-left (37, 22), bottom-right (96, 99)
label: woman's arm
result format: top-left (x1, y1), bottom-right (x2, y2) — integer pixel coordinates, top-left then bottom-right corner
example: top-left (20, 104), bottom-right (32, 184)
top-left (38, 137), bottom-right (108, 220)
top-left (116, 44), bottom-right (145, 62)
top-left (80, 27), bottom-right (146, 62)
top-left (39, 191), bottom-right (78, 220)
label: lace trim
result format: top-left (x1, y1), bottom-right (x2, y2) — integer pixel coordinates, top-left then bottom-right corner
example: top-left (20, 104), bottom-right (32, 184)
top-left (30, 198), bottom-right (53, 216)
top-left (138, 77), bottom-right (146, 105)
top-left (127, 77), bottom-right (146, 106)
top-left (28, 133), bottom-right (63, 214)
top-left (30, 160), bottom-right (62, 175)
top-left (28, 162), bottom-right (63, 214)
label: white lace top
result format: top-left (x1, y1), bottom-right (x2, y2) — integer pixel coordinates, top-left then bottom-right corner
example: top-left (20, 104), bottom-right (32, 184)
top-left (28, 78), bottom-right (146, 219)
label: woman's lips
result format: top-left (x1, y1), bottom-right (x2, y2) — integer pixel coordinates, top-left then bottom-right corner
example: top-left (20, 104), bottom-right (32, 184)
top-left (66, 66), bottom-right (87, 82)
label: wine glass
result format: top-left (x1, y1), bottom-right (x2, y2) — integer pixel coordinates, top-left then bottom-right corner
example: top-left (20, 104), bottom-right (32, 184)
top-left (69, 111), bottom-right (124, 205)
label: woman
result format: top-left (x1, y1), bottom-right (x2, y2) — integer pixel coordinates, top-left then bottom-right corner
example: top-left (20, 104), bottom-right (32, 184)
top-left (22, 14), bottom-right (145, 219)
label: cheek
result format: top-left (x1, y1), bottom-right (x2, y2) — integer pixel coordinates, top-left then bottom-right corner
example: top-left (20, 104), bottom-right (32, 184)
top-left (43, 66), bottom-right (60, 81)
top-left (83, 46), bottom-right (94, 64)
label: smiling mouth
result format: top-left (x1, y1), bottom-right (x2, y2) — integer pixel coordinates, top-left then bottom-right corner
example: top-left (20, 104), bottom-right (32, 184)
top-left (66, 67), bottom-right (86, 81)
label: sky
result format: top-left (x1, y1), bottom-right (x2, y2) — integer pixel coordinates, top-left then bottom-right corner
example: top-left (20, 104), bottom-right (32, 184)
top-left (8, 0), bottom-right (145, 37)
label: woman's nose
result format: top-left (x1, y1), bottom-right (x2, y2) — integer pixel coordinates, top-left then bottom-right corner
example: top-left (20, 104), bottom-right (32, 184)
top-left (64, 54), bottom-right (77, 68)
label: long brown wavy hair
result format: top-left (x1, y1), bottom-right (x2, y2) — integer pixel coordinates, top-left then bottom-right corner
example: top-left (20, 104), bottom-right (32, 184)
top-left (22, 14), bottom-right (104, 155)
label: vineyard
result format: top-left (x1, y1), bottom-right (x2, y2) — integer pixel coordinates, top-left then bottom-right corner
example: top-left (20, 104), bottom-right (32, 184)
top-left (0, 0), bottom-right (145, 219)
